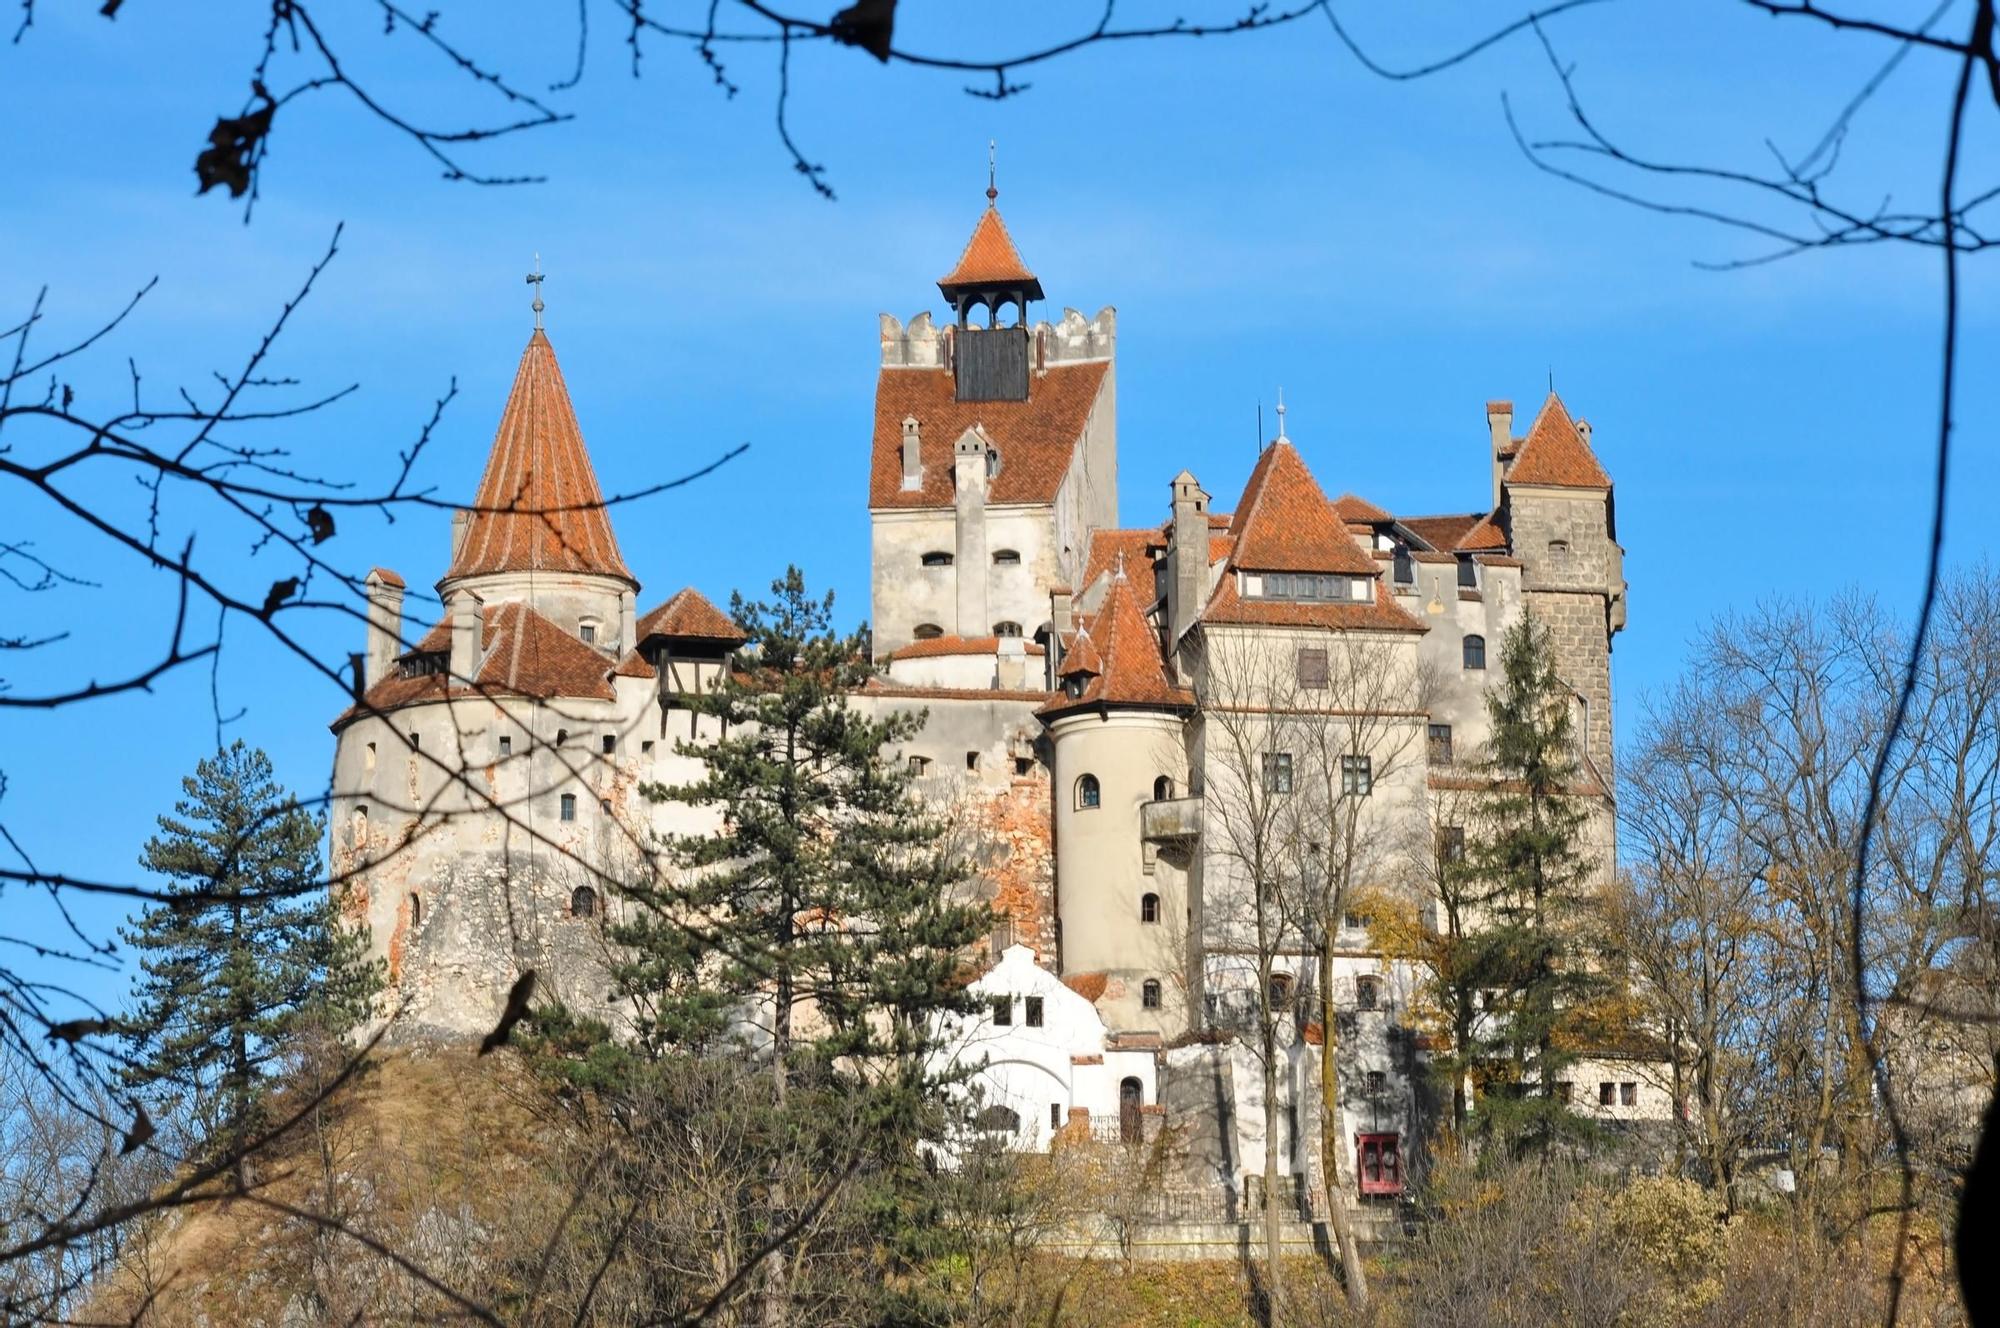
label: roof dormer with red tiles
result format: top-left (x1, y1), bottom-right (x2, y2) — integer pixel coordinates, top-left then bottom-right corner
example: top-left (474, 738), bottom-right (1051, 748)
top-left (871, 183), bottom-right (1120, 665)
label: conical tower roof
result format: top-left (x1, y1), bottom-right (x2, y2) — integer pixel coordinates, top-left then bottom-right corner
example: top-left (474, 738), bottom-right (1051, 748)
top-left (443, 330), bottom-right (635, 587)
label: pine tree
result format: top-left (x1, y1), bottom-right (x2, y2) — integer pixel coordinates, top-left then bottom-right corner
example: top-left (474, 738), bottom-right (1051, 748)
top-left (604, 566), bottom-right (989, 1322)
top-left (1463, 616), bottom-right (1605, 1152)
top-left (120, 741), bottom-right (380, 1157)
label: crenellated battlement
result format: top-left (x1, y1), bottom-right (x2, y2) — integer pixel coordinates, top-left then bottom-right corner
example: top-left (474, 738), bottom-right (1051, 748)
top-left (880, 306), bottom-right (1117, 369)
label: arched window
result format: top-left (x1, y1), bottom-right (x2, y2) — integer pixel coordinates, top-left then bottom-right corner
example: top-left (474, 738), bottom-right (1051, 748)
top-left (921, 551), bottom-right (953, 568)
top-left (351, 804), bottom-right (368, 843)
top-left (992, 549), bottom-right (1021, 566)
top-left (1119, 1077), bottom-right (1144, 1144)
top-left (364, 741), bottom-right (377, 774)
top-left (992, 621), bottom-right (1023, 638)
top-left (1152, 775), bottom-right (1174, 801)
top-left (1076, 774), bottom-right (1101, 810)
top-left (571, 885), bottom-right (597, 918)
top-left (1141, 979), bottom-right (1162, 1010)
top-left (1548, 539), bottom-right (1570, 562)
top-left (975, 1104), bottom-right (1020, 1133)
top-left (913, 623), bottom-right (944, 640)
top-left (408, 892), bottom-right (422, 927)
top-left (1462, 634), bottom-right (1487, 670)
top-left (1140, 893), bottom-right (1160, 924)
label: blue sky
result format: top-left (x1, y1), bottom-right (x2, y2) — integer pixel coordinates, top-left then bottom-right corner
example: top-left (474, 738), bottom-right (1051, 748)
top-left (3, 2), bottom-right (1996, 1012)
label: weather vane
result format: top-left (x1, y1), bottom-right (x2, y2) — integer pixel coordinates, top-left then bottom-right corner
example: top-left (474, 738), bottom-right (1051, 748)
top-left (1275, 387), bottom-right (1288, 443)
top-left (526, 253), bottom-right (546, 331)
top-left (987, 139), bottom-right (998, 204)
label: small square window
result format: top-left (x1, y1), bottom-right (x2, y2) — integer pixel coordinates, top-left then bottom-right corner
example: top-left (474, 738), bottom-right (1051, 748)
top-left (966, 751), bottom-right (980, 772)
top-left (498, 735), bottom-right (511, 756)
top-left (909, 755), bottom-right (931, 776)
top-left (1365, 1070), bottom-right (1387, 1095)
top-left (600, 798), bottom-right (612, 814)
top-left (1014, 756), bottom-right (1033, 776)
top-left (1599, 1082), bottom-right (1616, 1106)
top-left (992, 998), bottom-right (1013, 1027)
top-left (580, 624), bottom-right (596, 643)
top-left (602, 734), bottom-right (616, 754)
top-left (1620, 1082), bottom-right (1637, 1107)
top-left (1025, 997), bottom-right (1043, 1027)
top-left (641, 740), bottom-right (655, 754)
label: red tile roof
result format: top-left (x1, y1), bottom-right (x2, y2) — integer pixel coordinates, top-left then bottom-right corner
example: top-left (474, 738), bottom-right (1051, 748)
top-left (1507, 393), bottom-right (1611, 489)
top-left (635, 587), bottom-right (743, 644)
top-left (333, 601), bottom-right (619, 728)
top-left (1458, 511), bottom-right (1509, 551)
top-left (1399, 513), bottom-right (1482, 551)
top-left (887, 634), bottom-right (1045, 661)
top-left (1041, 571), bottom-right (1191, 717)
top-left (1227, 443), bottom-right (1378, 575)
top-left (367, 566), bottom-right (405, 588)
top-left (868, 362), bottom-right (1109, 509)
top-left (444, 332), bottom-right (635, 587)
top-left (1334, 493), bottom-right (1393, 524)
top-left (1081, 528), bottom-right (1163, 606)
top-left (938, 205), bottom-right (1042, 297)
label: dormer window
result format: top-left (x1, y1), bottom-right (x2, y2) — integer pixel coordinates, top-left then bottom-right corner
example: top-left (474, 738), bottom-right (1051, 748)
top-left (992, 549), bottom-right (1021, 566)
top-left (1392, 547), bottom-right (1414, 585)
top-left (579, 622), bottom-right (597, 643)
top-left (913, 623), bottom-right (944, 640)
top-left (921, 552), bottom-right (954, 568)
top-left (1457, 558), bottom-right (1477, 589)
top-left (1243, 572), bottom-right (1373, 602)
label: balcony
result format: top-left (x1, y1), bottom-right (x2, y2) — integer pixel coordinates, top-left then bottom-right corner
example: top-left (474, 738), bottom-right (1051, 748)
top-left (1141, 796), bottom-right (1203, 841)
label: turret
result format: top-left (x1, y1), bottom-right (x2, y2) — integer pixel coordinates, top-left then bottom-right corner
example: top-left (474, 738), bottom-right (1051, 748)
top-left (1166, 470), bottom-right (1211, 650)
top-left (363, 567), bottom-right (406, 689)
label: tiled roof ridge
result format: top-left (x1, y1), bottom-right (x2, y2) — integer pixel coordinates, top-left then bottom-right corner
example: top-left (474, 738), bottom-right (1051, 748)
top-left (636, 586), bottom-right (744, 643)
top-left (888, 634), bottom-right (1047, 661)
top-left (443, 331), bottom-right (636, 587)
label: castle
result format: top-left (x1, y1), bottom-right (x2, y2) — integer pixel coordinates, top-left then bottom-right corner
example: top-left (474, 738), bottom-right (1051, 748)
top-left (329, 189), bottom-right (1647, 1215)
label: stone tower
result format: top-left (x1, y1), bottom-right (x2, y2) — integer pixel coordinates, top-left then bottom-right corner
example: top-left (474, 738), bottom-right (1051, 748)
top-left (1489, 394), bottom-right (1626, 783)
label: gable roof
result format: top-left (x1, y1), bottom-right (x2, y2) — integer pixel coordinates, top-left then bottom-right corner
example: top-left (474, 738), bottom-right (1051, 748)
top-left (1334, 492), bottom-right (1394, 524)
top-left (938, 205), bottom-right (1043, 300)
top-left (444, 331), bottom-right (635, 587)
top-left (1227, 442), bottom-right (1377, 575)
top-left (868, 361), bottom-right (1109, 509)
top-left (1040, 571), bottom-right (1191, 717)
top-left (1507, 393), bottom-right (1611, 489)
top-left (634, 587), bottom-right (743, 644)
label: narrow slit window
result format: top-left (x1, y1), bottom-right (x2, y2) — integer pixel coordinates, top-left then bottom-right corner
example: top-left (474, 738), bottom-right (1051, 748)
top-left (1025, 996), bottom-right (1043, 1027)
top-left (1140, 893), bottom-right (1160, 924)
top-left (498, 735), bottom-right (511, 757)
top-left (559, 793), bottom-right (576, 822)
top-left (992, 997), bottom-right (1013, 1027)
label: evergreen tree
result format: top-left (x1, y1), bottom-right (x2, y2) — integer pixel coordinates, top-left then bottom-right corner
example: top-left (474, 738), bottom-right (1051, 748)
top-left (1462, 617), bottom-right (1605, 1151)
top-left (120, 741), bottom-right (380, 1157)
top-left (598, 566), bottom-right (989, 1322)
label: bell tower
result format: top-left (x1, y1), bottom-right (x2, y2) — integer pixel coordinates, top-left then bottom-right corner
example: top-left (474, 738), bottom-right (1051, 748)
top-left (937, 160), bottom-right (1042, 402)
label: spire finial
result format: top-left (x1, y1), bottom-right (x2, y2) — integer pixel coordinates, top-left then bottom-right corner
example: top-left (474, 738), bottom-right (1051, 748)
top-left (1275, 387), bottom-right (1289, 443)
top-left (526, 253), bottom-right (546, 331)
top-left (1114, 550), bottom-right (1127, 582)
top-left (987, 139), bottom-right (998, 203)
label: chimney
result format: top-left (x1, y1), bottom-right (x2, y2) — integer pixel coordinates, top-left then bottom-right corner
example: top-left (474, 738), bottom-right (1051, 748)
top-left (1048, 588), bottom-right (1073, 689)
top-left (953, 425), bottom-right (991, 636)
top-left (1167, 470), bottom-right (1212, 647)
top-left (900, 416), bottom-right (923, 491)
top-left (1486, 400), bottom-right (1514, 510)
top-left (451, 509), bottom-right (470, 559)
top-left (449, 591), bottom-right (482, 683)
top-left (363, 567), bottom-right (405, 689)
